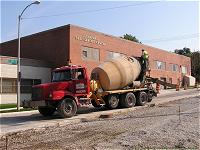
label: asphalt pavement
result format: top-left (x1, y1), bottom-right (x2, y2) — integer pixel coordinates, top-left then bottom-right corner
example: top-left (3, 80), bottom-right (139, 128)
top-left (0, 94), bottom-right (199, 149)
top-left (0, 88), bottom-right (199, 136)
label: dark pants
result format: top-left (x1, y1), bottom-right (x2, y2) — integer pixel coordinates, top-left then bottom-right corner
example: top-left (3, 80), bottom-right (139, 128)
top-left (140, 58), bottom-right (149, 83)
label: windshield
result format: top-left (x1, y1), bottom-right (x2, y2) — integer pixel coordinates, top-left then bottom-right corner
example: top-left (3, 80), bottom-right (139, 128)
top-left (52, 70), bottom-right (71, 82)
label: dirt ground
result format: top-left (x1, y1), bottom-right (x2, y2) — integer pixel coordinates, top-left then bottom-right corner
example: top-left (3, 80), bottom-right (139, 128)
top-left (1, 96), bottom-right (199, 150)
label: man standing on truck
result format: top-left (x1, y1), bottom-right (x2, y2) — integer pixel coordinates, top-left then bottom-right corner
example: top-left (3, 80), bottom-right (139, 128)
top-left (140, 49), bottom-right (149, 83)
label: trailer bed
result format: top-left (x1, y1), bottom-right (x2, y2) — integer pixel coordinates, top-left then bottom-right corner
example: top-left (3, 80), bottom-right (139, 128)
top-left (101, 87), bottom-right (148, 96)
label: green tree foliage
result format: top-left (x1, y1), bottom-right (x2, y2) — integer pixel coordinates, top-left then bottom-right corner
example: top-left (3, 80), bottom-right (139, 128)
top-left (174, 47), bottom-right (192, 57)
top-left (174, 47), bottom-right (200, 82)
top-left (121, 34), bottom-right (141, 43)
top-left (191, 51), bottom-right (200, 82)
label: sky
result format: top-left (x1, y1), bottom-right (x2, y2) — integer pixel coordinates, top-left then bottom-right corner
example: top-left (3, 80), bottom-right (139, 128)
top-left (1, 0), bottom-right (199, 52)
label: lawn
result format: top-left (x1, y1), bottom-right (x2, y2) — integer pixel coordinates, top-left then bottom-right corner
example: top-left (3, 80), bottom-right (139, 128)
top-left (0, 103), bottom-right (36, 113)
top-left (0, 103), bottom-right (17, 109)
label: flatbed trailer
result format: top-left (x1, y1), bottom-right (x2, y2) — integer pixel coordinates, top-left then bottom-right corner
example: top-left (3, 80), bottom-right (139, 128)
top-left (90, 84), bottom-right (157, 109)
top-left (102, 87), bottom-right (148, 95)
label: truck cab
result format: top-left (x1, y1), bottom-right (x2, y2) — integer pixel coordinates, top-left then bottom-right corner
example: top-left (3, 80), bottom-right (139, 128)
top-left (23, 65), bottom-right (90, 118)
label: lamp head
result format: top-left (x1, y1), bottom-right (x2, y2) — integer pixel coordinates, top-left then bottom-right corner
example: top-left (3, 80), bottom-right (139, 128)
top-left (33, 0), bottom-right (40, 5)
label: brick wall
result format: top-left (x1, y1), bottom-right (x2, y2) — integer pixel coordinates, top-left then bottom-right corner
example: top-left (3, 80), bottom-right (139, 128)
top-left (0, 25), bottom-right (70, 68)
top-left (0, 24), bottom-right (191, 85)
top-left (69, 25), bottom-right (191, 84)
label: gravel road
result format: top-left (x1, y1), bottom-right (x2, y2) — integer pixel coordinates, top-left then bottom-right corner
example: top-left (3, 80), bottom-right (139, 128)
top-left (1, 96), bottom-right (199, 150)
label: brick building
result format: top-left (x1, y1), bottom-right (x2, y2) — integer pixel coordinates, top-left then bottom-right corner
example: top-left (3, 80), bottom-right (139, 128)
top-left (1, 24), bottom-right (191, 86)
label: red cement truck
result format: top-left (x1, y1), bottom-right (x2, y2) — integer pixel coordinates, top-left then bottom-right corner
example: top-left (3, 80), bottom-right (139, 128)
top-left (23, 56), bottom-right (157, 118)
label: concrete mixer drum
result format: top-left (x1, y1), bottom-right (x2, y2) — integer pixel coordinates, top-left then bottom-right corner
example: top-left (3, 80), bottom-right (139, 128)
top-left (91, 56), bottom-right (142, 91)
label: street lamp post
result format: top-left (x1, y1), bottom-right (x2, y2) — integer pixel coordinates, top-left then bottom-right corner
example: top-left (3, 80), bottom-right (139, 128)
top-left (17, 1), bottom-right (40, 111)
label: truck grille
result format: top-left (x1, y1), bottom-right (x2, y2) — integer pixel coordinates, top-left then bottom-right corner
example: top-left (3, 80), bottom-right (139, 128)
top-left (32, 88), bottom-right (42, 100)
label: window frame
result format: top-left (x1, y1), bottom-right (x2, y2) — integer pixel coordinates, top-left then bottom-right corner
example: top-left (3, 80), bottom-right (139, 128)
top-left (1, 78), bottom-right (17, 94)
top-left (71, 68), bottom-right (85, 80)
top-left (52, 70), bottom-right (71, 82)
top-left (81, 46), bottom-right (100, 61)
top-left (107, 51), bottom-right (126, 59)
top-left (181, 66), bottom-right (187, 74)
top-left (82, 50), bottom-right (88, 58)
top-left (171, 64), bottom-right (179, 72)
top-left (155, 60), bottom-right (166, 70)
top-left (21, 79), bottom-right (41, 93)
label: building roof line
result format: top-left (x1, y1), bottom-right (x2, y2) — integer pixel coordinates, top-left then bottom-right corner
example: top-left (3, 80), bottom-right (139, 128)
top-left (69, 24), bottom-right (190, 60)
top-left (1, 24), bottom-right (190, 60)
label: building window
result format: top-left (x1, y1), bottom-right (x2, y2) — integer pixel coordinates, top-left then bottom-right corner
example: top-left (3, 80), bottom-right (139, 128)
top-left (1, 78), bottom-right (17, 93)
top-left (76, 69), bottom-right (84, 80)
top-left (171, 64), bottom-right (179, 72)
top-left (107, 51), bottom-right (126, 59)
top-left (33, 79), bottom-right (41, 85)
top-left (155, 60), bottom-right (166, 70)
top-left (21, 79), bottom-right (41, 93)
top-left (181, 66), bottom-right (187, 74)
top-left (71, 68), bottom-right (84, 80)
top-left (82, 50), bottom-right (87, 58)
top-left (81, 46), bottom-right (99, 61)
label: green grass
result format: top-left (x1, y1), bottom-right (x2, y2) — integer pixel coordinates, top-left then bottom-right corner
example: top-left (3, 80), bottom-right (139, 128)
top-left (0, 103), bottom-right (36, 113)
top-left (0, 103), bottom-right (17, 109)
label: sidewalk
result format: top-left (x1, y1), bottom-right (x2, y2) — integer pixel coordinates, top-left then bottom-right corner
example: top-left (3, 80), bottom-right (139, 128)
top-left (0, 107), bottom-right (24, 112)
top-left (157, 88), bottom-right (199, 96)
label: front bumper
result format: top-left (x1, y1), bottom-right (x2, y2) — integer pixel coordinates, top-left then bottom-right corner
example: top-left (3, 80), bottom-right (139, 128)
top-left (22, 100), bottom-right (46, 108)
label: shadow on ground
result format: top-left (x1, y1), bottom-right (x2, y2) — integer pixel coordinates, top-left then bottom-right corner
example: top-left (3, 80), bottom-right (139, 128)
top-left (0, 105), bottom-right (113, 126)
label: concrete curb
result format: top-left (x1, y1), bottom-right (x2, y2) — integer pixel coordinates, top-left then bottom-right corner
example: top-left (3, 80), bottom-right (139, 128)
top-left (0, 107), bottom-right (24, 112)
top-left (1, 92), bottom-right (199, 137)
top-left (0, 110), bottom-right (38, 116)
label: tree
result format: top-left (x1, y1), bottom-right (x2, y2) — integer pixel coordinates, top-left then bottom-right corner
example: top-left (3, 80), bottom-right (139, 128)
top-left (121, 34), bottom-right (141, 43)
top-left (174, 47), bottom-right (192, 57)
top-left (174, 47), bottom-right (200, 82)
top-left (191, 51), bottom-right (200, 82)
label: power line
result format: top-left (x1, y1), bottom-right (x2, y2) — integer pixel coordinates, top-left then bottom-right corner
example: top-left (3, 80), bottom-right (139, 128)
top-left (22, 1), bottom-right (161, 20)
top-left (143, 33), bottom-right (200, 43)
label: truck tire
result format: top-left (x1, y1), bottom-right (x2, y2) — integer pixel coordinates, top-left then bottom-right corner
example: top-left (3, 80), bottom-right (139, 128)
top-left (136, 91), bottom-right (148, 106)
top-left (147, 91), bottom-right (153, 102)
top-left (104, 94), bottom-right (119, 109)
top-left (120, 92), bottom-right (136, 108)
top-left (57, 98), bottom-right (77, 118)
top-left (38, 106), bottom-right (56, 117)
top-left (91, 99), bottom-right (101, 108)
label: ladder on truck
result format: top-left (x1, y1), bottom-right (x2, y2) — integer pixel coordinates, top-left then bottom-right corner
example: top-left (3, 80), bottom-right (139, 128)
top-left (147, 77), bottom-right (177, 89)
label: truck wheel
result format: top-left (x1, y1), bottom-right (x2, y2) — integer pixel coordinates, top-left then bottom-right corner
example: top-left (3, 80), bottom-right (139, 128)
top-left (120, 92), bottom-right (136, 108)
top-left (91, 100), bottom-right (101, 108)
top-left (147, 91), bottom-right (153, 102)
top-left (38, 106), bottom-right (56, 117)
top-left (136, 91), bottom-right (148, 106)
top-left (57, 98), bottom-right (77, 118)
top-left (104, 94), bottom-right (119, 109)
